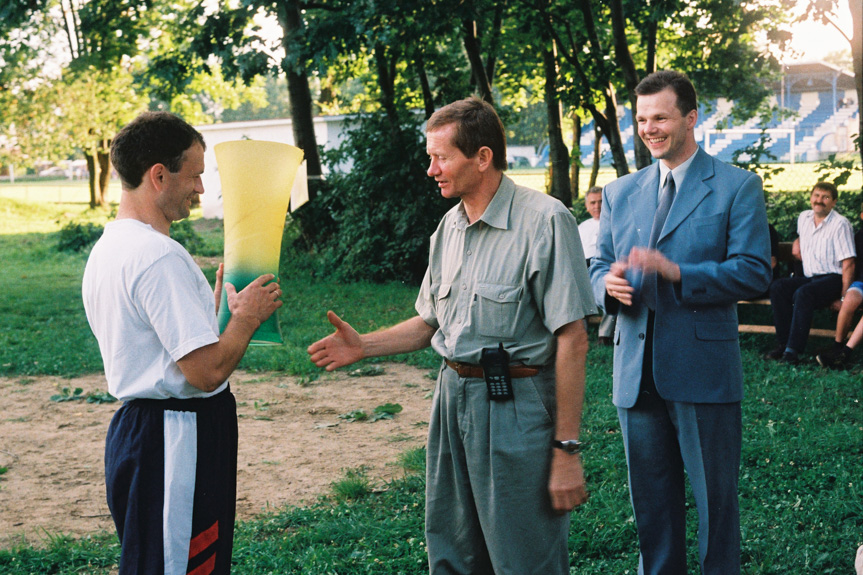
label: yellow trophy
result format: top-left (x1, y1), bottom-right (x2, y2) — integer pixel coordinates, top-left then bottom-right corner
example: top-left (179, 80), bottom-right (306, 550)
top-left (215, 140), bottom-right (304, 345)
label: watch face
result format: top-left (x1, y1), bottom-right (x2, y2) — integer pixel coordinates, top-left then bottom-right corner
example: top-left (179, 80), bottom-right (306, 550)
top-left (556, 440), bottom-right (582, 453)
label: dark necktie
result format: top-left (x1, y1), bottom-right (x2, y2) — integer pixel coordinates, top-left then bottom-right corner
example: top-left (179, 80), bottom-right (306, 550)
top-left (642, 175), bottom-right (676, 310)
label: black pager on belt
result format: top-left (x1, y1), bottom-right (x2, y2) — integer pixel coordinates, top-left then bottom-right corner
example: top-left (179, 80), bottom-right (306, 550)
top-left (481, 343), bottom-right (514, 401)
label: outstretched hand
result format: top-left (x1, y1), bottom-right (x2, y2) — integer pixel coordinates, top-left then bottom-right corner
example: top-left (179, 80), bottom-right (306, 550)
top-left (307, 311), bottom-right (364, 371)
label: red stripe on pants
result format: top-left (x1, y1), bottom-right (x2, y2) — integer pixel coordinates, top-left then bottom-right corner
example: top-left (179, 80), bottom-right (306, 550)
top-left (188, 520), bottom-right (218, 560)
top-left (186, 552), bottom-right (216, 575)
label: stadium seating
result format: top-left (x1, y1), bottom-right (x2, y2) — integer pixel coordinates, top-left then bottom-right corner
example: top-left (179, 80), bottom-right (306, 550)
top-left (576, 89), bottom-right (859, 167)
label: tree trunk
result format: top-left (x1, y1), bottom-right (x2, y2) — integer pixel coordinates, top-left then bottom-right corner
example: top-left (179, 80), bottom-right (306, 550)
top-left (570, 113), bottom-right (581, 201)
top-left (609, 0), bottom-right (651, 170)
top-left (850, 0), bottom-right (862, 165)
top-left (543, 43), bottom-right (570, 207)
top-left (375, 45), bottom-right (400, 130)
top-left (97, 143), bottom-right (110, 205)
top-left (600, 87), bottom-right (630, 177)
top-left (645, 20), bottom-right (657, 76)
top-left (276, 0), bottom-right (322, 189)
top-left (462, 18), bottom-right (493, 104)
top-left (415, 51), bottom-right (435, 119)
top-left (572, 0), bottom-right (629, 176)
top-left (85, 152), bottom-right (99, 209)
top-left (484, 3), bottom-right (505, 85)
top-left (590, 123), bottom-right (601, 188)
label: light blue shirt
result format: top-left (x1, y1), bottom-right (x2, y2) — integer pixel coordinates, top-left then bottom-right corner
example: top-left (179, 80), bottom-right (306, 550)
top-left (658, 146), bottom-right (699, 197)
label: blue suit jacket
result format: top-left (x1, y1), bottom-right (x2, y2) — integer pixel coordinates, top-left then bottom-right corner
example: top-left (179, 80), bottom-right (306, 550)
top-left (589, 148), bottom-right (772, 408)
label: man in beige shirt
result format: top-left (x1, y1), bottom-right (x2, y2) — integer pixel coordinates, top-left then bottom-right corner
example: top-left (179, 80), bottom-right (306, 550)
top-left (308, 97), bottom-right (595, 574)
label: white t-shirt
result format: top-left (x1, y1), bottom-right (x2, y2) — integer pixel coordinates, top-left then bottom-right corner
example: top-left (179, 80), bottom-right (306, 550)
top-left (578, 217), bottom-right (600, 260)
top-left (82, 219), bottom-right (223, 400)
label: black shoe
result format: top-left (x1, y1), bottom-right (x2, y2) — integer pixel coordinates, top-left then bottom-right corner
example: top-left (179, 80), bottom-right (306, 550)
top-left (764, 346), bottom-right (785, 361)
top-left (816, 346), bottom-right (851, 368)
top-left (779, 351), bottom-right (800, 365)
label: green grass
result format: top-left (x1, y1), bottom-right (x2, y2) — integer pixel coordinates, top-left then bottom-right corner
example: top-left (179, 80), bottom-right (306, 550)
top-left (0, 195), bottom-right (861, 573)
top-left (0, 179), bottom-right (123, 204)
top-left (0, 196), bottom-right (438, 378)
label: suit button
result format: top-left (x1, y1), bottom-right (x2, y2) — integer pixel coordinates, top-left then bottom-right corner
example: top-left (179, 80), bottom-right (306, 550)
top-left (638, 333), bottom-right (645, 340)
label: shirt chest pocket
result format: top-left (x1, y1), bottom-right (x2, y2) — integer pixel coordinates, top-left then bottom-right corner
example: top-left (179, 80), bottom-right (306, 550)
top-left (432, 283), bottom-right (454, 323)
top-left (474, 283), bottom-right (522, 339)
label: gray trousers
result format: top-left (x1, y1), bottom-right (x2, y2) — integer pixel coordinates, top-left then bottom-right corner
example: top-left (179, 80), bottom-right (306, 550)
top-left (425, 363), bottom-right (570, 575)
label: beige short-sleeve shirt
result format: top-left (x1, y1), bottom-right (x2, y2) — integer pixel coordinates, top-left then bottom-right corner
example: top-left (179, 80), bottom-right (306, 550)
top-left (416, 175), bottom-right (596, 366)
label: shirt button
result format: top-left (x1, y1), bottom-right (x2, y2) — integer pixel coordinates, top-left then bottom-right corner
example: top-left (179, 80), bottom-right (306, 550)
top-left (467, 250), bottom-right (472, 256)
top-left (638, 333), bottom-right (645, 340)
top-left (498, 294), bottom-right (505, 300)
top-left (462, 284), bottom-right (467, 290)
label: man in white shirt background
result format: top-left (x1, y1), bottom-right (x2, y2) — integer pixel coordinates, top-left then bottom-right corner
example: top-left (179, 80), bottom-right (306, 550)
top-left (578, 186), bottom-right (615, 346)
top-left (766, 181), bottom-right (856, 364)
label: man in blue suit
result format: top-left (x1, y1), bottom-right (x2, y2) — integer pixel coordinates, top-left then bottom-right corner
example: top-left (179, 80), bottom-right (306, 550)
top-left (589, 70), bottom-right (772, 574)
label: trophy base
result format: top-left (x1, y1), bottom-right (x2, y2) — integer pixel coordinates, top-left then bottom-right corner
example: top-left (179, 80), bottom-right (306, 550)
top-left (218, 271), bottom-right (283, 346)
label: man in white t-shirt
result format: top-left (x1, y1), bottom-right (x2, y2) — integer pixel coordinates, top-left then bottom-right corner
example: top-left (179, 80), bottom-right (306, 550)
top-left (766, 182), bottom-right (856, 364)
top-left (579, 186), bottom-right (615, 345)
top-left (82, 112), bottom-right (282, 575)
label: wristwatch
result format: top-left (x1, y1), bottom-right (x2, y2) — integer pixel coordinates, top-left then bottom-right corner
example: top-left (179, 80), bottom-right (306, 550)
top-left (552, 439), bottom-right (584, 454)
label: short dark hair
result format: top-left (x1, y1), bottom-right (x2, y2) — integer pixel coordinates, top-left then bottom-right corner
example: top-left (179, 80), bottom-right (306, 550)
top-left (111, 112), bottom-right (206, 189)
top-left (426, 97), bottom-right (507, 171)
top-left (812, 181), bottom-right (839, 201)
top-left (635, 70), bottom-right (698, 116)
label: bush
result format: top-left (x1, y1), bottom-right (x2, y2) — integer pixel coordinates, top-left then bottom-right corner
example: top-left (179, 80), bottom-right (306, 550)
top-left (169, 219), bottom-right (205, 255)
top-left (56, 221), bottom-right (104, 252)
top-left (301, 112), bottom-right (454, 284)
top-left (766, 189), bottom-right (862, 241)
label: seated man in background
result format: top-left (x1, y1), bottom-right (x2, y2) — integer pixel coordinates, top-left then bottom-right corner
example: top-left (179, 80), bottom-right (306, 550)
top-left (578, 186), bottom-right (615, 345)
top-left (766, 182), bottom-right (856, 364)
top-left (817, 201), bottom-right (863, 368)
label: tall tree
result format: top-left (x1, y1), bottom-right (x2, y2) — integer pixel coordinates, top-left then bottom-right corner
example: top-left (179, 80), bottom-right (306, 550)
top-left (276, 0), bottom-right (323, 180)
top-left (538, 0), bottom-right (631, 177)
top-left (0, 0), bottom-right (154, 206)
top-left (609, 0), bottom-right (652, 169)
top-left (801, 0), bottom-right (862, 164)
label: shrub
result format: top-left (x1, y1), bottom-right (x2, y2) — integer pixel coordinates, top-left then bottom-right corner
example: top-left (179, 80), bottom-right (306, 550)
top-left (169, 219), bottom-right (205, 254)
top-left (766, 189), bottom-right (862, 241)
top-left (301, 112), bottom-right (454, 284)
top-left (56, 221), bottom-right (104, 252)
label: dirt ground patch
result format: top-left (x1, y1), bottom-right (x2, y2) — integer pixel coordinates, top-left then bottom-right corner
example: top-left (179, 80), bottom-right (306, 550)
top-left (0, 363), bottom-right (434, 549)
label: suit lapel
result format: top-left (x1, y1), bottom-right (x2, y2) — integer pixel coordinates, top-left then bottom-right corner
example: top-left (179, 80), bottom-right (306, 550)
top-left (658, 148), bottom-right (714, 244)
top-left (627, 164), bottom-right (660, 248)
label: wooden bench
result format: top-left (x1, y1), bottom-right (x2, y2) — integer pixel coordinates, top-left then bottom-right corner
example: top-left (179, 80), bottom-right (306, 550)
top-left (737, 241), bottom-right (844, 338)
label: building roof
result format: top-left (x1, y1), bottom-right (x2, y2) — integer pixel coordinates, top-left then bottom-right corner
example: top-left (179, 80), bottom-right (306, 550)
top-left (780, 60), bottom-right (856, 92)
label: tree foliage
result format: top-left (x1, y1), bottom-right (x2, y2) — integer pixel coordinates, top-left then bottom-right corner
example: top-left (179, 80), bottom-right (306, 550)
top-left (0, 0), bottom-right (269, 205)
top-left (0, 0), bottom-right (809, 280)
top-left (310, 112), bottom-right (453, 284)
